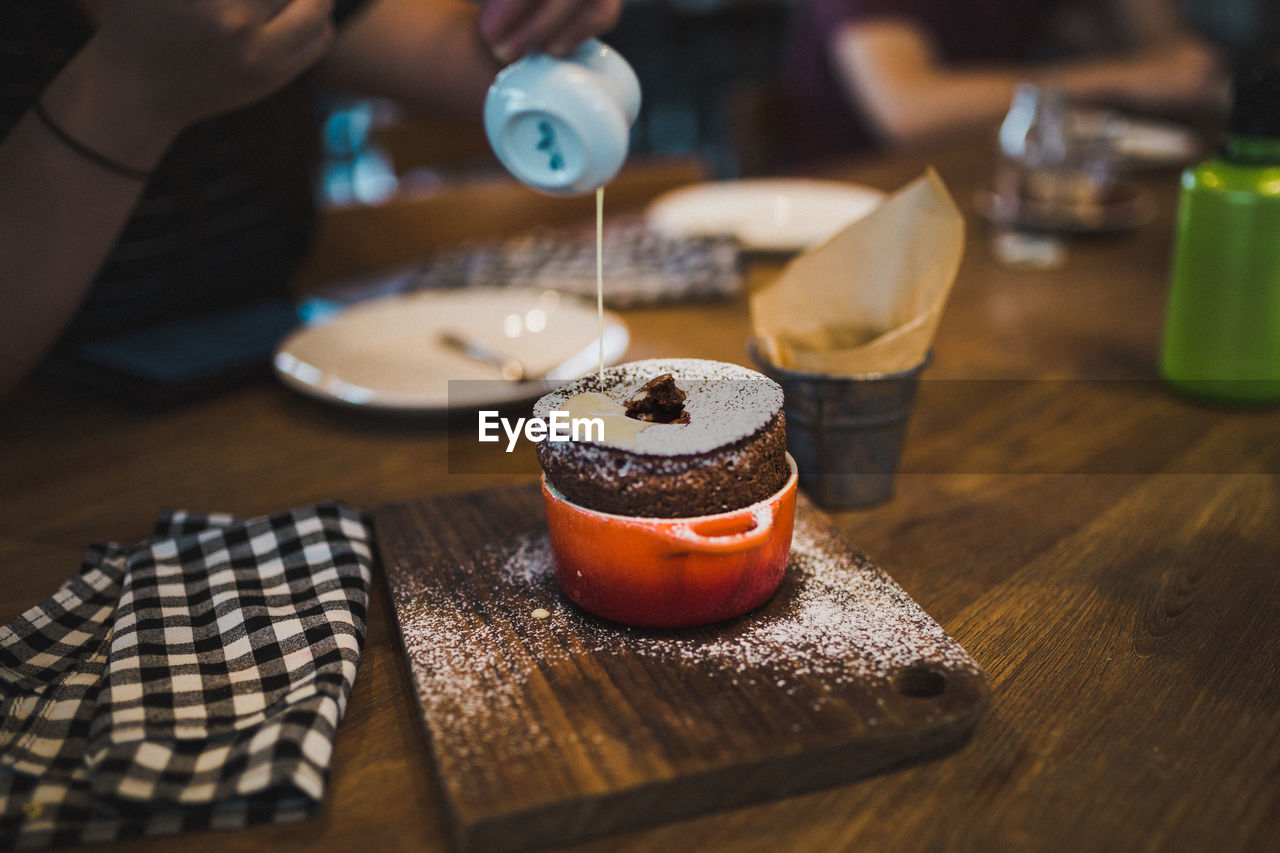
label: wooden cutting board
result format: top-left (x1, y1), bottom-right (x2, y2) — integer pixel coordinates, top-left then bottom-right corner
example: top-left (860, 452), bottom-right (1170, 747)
top-left (374, 484), bottom-right (988, 852)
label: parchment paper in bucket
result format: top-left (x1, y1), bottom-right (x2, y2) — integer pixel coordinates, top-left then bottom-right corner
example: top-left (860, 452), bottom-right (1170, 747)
top-left (751, 169), bottom-right (964, 375)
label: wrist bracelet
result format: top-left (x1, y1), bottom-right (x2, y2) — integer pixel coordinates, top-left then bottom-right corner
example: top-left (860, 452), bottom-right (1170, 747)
top-left (32, 97), bottom-right (152, 182)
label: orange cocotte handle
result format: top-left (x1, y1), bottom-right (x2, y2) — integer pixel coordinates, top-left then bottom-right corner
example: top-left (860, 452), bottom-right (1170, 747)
top-left (541, 456), bottom-right (798, 628)
top-left (655, 504), bottom-right (778, 554)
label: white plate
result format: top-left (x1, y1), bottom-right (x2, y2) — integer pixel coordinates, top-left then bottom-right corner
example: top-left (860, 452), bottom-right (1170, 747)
top-left (1069, 109), bottom-right (1201, 167)
top-left (645, 178), bottom-right (884, 252)
top-left (1115, 117), bottom-right (1200, 166)
top-left (274, 288), bottom-right (628, 411)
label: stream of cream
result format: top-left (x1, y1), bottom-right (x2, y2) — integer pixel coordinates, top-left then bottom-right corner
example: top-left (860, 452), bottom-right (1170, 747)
top-left (596, 186), bottom-right (605, 378)
top-left (575, 188), bottom-right (652, 446)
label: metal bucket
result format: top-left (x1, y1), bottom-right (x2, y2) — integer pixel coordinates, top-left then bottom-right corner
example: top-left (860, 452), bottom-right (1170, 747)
top-left (749, 341), bottom-right (931, 509)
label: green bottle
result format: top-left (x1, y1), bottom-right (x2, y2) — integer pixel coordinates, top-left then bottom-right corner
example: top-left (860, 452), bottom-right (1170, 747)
top-left (1160, 65), bottom-right (1280, 404)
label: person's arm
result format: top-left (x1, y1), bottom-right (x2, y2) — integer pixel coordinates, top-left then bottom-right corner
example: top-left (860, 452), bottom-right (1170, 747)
top-left (0, 47), bottom-right (175, 399)
top-left (829, 20), bottom-right (1016, 145)
top-left (317, 0), bottom-right (624, 118)
top-left (829, 15), bottom-right (1222, 147)
top-left (0, 0), bottom-right (336, 397)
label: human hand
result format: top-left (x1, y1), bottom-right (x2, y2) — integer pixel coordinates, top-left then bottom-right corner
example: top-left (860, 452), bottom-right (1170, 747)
top-left (87, 0), bottom-right (336, 132)
top-left (478, 0), bottom-right (624, 63)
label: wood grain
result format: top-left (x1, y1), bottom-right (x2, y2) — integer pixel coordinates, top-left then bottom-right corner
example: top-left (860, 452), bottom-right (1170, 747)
top-left (374, 485), bottom-right (987, 851)
top-left (2, 135), bottom-right (1279, 852)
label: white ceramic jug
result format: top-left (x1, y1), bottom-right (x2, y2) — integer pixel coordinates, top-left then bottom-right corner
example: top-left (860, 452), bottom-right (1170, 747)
top-left (484, 39), bottom-right (641, 196)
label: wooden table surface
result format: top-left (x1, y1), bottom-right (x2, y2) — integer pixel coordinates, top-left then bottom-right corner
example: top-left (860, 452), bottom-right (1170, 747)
top-left (3, 137), bottom-right (1278, 853)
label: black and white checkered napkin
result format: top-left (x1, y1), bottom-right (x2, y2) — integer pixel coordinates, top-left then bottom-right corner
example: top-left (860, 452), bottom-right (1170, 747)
top-left (409, 220), bottom-right (742, 307)
top-left (309, 218), bottom-right (742, 311)
top-left (0, 503), bottom-right (373, 849)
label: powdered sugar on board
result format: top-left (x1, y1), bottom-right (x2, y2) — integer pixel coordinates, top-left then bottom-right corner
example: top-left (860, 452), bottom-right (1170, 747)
top-left (378, 487), bottom-right (987, 849)
top-left (389, 506), bottom-right (982, 773)
top-left (492, 519), bottom-right (977, 684)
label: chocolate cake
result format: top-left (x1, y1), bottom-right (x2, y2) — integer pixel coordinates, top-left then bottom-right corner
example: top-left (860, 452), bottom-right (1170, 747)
top-left (534, 359), bottom-right (789, 517)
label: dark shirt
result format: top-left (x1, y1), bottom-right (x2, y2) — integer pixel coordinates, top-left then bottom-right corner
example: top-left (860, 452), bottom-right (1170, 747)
top-left (780, 0), bottom-right (1069, 163)
top-left (0, 0), bottom-right (370, 339)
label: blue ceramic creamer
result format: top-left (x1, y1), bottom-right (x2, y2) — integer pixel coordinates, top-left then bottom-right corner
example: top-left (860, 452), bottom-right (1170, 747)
top-left (484, 39), bottom-right (641, 196)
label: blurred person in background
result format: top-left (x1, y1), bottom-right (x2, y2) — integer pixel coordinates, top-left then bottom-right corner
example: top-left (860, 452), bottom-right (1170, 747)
top-left (0, 0), bottom-right (622, 397)
top-left (781, 0), bottom-right (1228, 163)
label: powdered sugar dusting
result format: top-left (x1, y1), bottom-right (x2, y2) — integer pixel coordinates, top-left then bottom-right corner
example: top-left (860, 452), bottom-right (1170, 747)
top-left (532, 358), bottom-right (783, 456)
top-left (390, 508), bottom-right (982, 786)
top-left (487, 517), bottom-right (978, 683)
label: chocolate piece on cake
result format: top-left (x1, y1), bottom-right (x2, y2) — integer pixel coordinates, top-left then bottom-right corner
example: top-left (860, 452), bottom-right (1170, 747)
top-left (534, 359), bottom-right (789, 518)
top-left (625, 373), bottom-right (689, 423)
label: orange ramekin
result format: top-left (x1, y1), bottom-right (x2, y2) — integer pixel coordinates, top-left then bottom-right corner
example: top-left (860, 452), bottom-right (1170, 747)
top-left (541, 455), bottom-right (798, 627)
